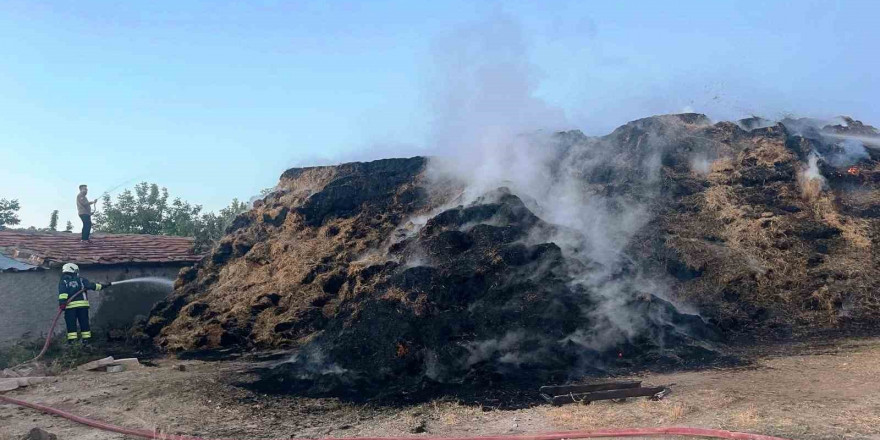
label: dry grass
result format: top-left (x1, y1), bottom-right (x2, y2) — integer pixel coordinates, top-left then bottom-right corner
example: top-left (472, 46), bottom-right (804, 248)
top-left (699, 183), bottom-right (781, 266)
top-left (277, 165), bottom-right (340, 206)
top-left (432, 401), bottom-right (486, 426)
top-left (813, 192), bottom-right (872, 248)
top-left (753, 139), bottom-right (794, 167)
top-left (703, 185), bottom-right (746, 225)
top-left (732, 404), bottom-right (761, 427)
top-left (539, 398), bottom-right (696, 431)
top-left (710, 157), bottom-right (735, 174)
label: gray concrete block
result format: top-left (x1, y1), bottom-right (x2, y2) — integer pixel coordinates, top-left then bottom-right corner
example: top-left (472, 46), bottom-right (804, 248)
top-left (76, 356), bottom-right (115, 372)
top-left (113, 358), bottom-right (141, 369)
top-left (106, 365), bottom-right (125, 373)
top-left (0, 378), bottom-right (19, 392)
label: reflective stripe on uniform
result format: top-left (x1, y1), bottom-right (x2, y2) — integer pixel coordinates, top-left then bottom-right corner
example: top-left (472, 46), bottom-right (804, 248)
top-left (59, 293), bottom-right (69, 300)
top-left (95, 284), bottom-right (103, 291)
top-left (66, 300), bottom-right (90, 308)
top-left (81, 331), bottom-right (92, 339)
top-left (67, 332), bottom-right (78, 340)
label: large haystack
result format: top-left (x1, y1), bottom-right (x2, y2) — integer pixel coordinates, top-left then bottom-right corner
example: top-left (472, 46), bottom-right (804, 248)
top-left (141, 113), bottom-right (880, 393)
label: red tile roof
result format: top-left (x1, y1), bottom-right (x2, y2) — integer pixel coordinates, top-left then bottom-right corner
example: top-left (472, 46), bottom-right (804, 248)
top-left (0, 230), bottom-right (204, 267)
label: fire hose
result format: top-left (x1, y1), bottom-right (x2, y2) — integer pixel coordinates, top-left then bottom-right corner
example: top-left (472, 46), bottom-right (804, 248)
top-left (12, 288), bottom-right (87, 367)
top-left (0, 393), bottom-right (791, 440)
top-left (2, 292), bottom-right (791, 440)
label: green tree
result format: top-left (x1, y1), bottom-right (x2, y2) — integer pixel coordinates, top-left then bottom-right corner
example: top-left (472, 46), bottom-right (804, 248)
top-left (0, 199), bottom-right (21, 228)
top-left (93, 183), bottom-right (249, 252)
top-left (94, 183), bottom-right (169, 234)
top-left (162, 198), bottom-right (203, 238)
top-left (194, 198), bottom-right (249, 250)
top-left (48, 210), bottom-right (59, 231)
top-left (65, 221), bottom-right (73, 232)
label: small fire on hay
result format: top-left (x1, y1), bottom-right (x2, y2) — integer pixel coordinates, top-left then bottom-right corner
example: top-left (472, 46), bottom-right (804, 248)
top-left (847, 166), bottom-right (860, 176)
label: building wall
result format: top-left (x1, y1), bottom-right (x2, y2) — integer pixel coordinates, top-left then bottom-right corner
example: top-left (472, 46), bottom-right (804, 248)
top-left (0, 264), bottom-right (186, 346)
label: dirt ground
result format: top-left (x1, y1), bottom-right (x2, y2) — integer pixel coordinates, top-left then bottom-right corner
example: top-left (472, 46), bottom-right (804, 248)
top-left (3, 337), bottom-right (880, 440)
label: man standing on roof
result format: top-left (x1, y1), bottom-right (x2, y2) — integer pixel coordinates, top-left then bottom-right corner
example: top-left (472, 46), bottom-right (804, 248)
top-left (58, 263), bottom-right (112, 345)
top-left (76, 184), bottom-right (98, 242)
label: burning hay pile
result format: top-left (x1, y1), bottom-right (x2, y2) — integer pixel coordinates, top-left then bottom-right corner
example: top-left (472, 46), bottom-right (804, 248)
top-left (140, 113), bottom-right (879, 395)
top-left (630, 116), bottom-right (880, 334)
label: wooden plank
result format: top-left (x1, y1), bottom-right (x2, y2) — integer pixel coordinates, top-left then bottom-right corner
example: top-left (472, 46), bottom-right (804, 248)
top-left (539, 381), bottom-right (642, 396)
top-left (548, 386), bottom-right (667, 405)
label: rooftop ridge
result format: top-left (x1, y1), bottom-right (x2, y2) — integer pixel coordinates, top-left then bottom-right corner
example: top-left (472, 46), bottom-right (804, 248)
top-left (0, 230), bottom-right (204, 266)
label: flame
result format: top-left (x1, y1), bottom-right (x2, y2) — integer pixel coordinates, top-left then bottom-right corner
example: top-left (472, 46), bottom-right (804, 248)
top-left (847, 166), bottom-right (859, 176)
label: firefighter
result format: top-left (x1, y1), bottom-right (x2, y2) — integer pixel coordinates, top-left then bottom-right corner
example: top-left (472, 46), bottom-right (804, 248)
top-left (58, 263), bottom-right (112, 345)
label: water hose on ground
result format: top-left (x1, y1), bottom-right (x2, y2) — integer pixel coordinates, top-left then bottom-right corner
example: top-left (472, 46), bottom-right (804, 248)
top-left (14, 289), bottom-right (86, 367)
top-left (0, 394), bottom-right (790, 440)
top-left (32, 310), bottom-right (64, 361)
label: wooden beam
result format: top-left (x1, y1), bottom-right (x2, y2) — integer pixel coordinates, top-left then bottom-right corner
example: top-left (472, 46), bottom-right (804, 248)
top-left (546, 386), bottom-right (667, 405)
top-left (539, 381), bottom-right (641, 396)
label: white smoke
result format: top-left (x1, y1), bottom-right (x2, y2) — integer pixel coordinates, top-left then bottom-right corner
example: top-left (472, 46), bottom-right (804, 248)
top-left (282, 346), bottom-right (348, 380)
top-left (798, 152), bottom-right (827, 201)
top-left (833, 138), bottom-right (870, 166)
top-left (425, 11), bottom-right (567, 200)
top-left (464, 330), bottom-right (527, 367)
top-left (423, 13), bottom-right (700, 354)
top-left (690, 155), bottom-right (713, 175)
top-left (823, 133), bottom-right (880, 148)
top-left (805, 153), bottom-right (825, 183)
top-left (751, 117), bottom-right (875, 167)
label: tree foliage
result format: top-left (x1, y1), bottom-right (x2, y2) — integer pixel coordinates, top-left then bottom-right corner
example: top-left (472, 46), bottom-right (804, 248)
top-left (48, 210), bottom-right (59, 231)
top-left (0, 199), bottom-right (21, 228)
top-left (65, 221), bottom-right (73, 232)
top-left (94, 182), bottom-right (249, 252)
top-left (95, 183), bottom-right (168, 235)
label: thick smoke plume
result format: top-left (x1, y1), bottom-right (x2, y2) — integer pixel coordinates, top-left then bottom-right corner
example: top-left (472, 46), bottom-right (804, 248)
top-left (824, 133), bottom-right (880, 149)
top-left (799, 153), bottom-right (826, 200)
top-left (821, 134), bottom-right (874, 166)
top-left (422, 14), bottom-right (702, 355)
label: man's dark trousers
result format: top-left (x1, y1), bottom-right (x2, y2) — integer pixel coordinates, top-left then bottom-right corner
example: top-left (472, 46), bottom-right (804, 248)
top-left (79, 214), bottom-right (91, 241)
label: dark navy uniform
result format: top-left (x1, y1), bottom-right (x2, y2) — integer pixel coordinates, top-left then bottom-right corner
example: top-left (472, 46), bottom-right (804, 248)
top-left (58, 273), bottom-right (107, 343)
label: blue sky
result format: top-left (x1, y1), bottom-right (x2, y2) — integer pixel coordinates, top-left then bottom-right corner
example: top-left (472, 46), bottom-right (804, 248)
top-left (2, 0), bottom-right (878, 229)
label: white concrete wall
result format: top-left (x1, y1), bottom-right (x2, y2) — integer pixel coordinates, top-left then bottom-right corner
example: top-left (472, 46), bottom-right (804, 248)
top-left (0, 264), bottom-right (186, 346)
